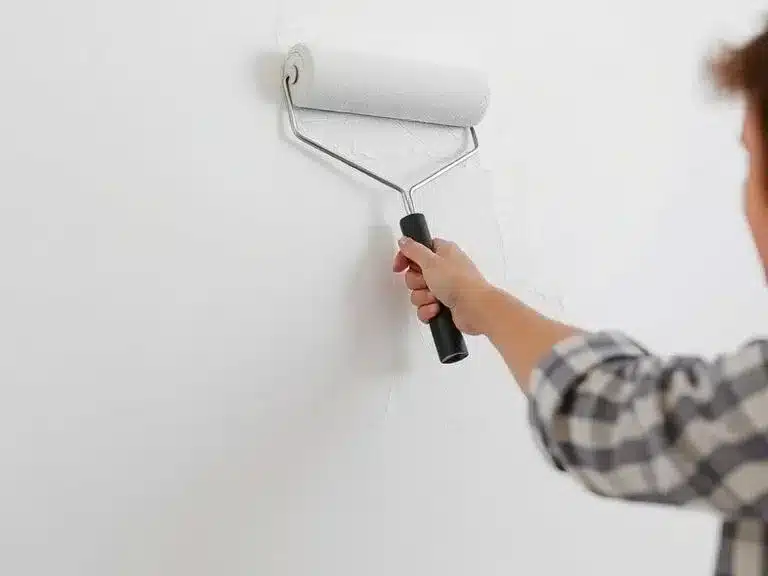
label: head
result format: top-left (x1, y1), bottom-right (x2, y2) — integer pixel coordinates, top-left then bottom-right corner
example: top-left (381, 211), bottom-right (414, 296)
top-left (710, 20), bottom-right (768, 275)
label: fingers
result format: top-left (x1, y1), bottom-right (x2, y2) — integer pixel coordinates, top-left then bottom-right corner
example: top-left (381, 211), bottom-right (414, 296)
top-left (405, 269), bottom-right (427, 290)
top-left (417, 303), bottom-right (440, 324)
top-left (410, 289), bottom-right (437, 307)
top-left (397, 237), bottom-right (437, 269)
top-left (395, 236), bottom-right (462, 326)
top-left (392, 250), bottom-right (410, 273)
top-left (432, 237), bottom-right (458, 257)
top-left (396, 237), bottom-right (459, 271)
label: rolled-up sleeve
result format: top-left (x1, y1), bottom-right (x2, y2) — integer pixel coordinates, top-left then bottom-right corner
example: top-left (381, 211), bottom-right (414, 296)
top-left (527, 330), bottom-right (768, 518)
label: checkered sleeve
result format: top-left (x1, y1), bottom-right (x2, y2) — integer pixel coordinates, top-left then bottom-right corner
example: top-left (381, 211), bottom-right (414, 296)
top-left (527, 330), bottom-right (768, 517)
top-left (715, 519), bottom-right (768, 576)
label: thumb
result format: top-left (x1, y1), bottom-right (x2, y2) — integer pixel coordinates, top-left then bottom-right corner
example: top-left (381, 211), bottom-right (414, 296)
top-left (398, 236), bottom-right (437, 269)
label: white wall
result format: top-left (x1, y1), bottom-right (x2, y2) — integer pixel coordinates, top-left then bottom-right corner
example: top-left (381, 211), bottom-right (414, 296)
top-left (0, 1), bottom-right (765, 575)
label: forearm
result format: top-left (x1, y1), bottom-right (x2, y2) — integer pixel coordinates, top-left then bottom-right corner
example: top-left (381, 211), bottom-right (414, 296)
top-left (472, 286), bottom-right (578, 392)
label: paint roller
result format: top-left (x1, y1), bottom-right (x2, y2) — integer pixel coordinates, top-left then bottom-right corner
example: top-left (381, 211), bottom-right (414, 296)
top-left (282, 43), bottom-right (490, 364)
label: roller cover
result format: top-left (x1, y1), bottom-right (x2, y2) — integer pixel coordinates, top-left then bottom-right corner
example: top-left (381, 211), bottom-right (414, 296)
top-left (283, 43), bottom-right (490, 127)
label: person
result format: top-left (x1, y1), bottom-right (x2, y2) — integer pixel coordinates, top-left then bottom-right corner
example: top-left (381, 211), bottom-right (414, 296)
top-left (393, 20), bottom-right (768, 576)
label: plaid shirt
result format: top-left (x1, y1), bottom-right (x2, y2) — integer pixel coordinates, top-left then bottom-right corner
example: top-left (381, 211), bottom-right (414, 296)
top-left (528, 331), bottom-right (768, 576)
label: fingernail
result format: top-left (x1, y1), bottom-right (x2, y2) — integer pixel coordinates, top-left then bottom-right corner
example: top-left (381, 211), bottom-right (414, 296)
top-left (398, 237), bottom-right (409, 246)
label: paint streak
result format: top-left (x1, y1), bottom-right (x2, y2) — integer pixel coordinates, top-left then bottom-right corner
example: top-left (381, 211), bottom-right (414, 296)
top-left (396, 120), bottom-right (434, 158)
top-left (384, 384), bottom-right (395, 418)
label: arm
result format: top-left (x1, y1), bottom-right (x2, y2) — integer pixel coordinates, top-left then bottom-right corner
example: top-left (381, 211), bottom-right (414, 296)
top-left (525, 328), bottom-right (768, 517)
top-left (469, 285), bottom-right (579, 392)
top-left (394, 236), bottom-right (578, 388)
top-left (395, 236), bottom-right (768, 517)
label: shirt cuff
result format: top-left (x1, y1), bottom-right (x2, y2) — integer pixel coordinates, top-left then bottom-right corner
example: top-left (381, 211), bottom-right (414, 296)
top-left (527, 330), bottom-right (649, 472)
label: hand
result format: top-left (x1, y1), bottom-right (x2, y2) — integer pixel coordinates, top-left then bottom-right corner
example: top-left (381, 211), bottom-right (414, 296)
top-left (392, 236), bottom-right (494, 335)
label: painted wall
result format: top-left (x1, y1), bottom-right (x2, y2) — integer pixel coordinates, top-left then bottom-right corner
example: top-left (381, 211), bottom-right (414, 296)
top-left (0, 0), bottom-right (765, 575)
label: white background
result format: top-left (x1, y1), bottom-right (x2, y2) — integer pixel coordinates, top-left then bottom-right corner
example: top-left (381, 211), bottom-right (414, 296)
top-left (1, 1), bottom-right (766, 574)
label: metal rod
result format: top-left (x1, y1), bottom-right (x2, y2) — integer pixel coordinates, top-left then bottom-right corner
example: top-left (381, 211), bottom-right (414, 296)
top-left (282, 75), bottom-right (479, 215)
top-left (282, 77), bottom-right (408, 203)
top-left (408, 127), bottom-right (479, 199)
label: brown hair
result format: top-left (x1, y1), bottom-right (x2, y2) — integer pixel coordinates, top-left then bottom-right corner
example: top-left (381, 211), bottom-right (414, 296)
top-left (710, 19), bottom-right (768, 181)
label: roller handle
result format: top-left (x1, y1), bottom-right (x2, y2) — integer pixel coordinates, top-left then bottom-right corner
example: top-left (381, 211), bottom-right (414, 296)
top-left (399, 213), bottom-right (469, 364)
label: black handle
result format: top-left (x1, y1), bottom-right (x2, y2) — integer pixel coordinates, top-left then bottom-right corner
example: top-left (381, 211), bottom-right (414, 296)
top-left (400, 213), bottom-right (468, 364)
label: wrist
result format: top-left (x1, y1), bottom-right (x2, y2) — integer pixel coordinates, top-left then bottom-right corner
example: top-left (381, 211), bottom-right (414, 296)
top-left (459, 283), bottom-right (510, 337)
